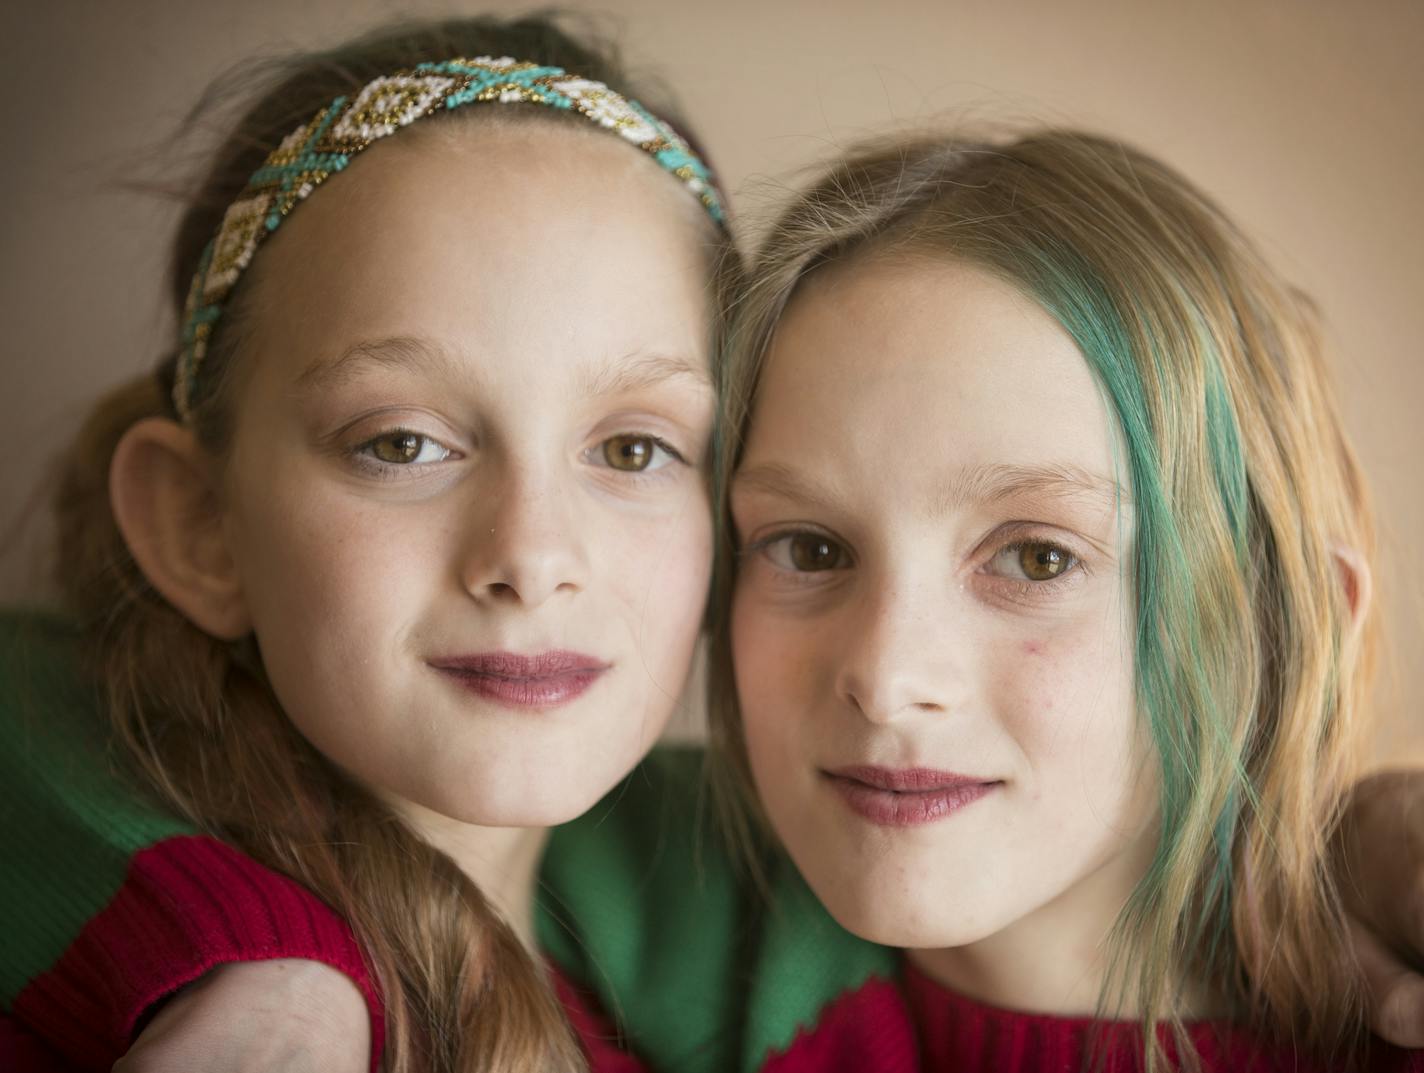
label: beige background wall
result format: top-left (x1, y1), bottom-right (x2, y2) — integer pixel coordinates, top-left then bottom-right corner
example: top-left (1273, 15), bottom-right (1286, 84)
top-left (2, 0), bottom-right (1420, 758)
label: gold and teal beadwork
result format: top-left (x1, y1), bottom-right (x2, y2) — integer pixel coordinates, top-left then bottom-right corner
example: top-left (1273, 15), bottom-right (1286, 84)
top-left (174, 55), bottom-right (726, 418)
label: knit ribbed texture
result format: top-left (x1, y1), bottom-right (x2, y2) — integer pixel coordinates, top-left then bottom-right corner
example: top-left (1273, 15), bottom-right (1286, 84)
top-left (906, 959), bottom-right (1424, 1072)
top-left (10, 834), bottom-right (384, 1072)
top-left (551, 965), bottom-right (648, 1072)
top-left (0, 612), bottom-right (654, 1070)
top-left (760, 975), bottom-right (917, 1072)
top-left (0, 1012), bottom-right (77, 1071)
top-left (0, 613), bottom-right (190, 999)
top-left (537, 746), bottom-right (900, 1073)
top-left (1, 614), bottom-right (388, 1070)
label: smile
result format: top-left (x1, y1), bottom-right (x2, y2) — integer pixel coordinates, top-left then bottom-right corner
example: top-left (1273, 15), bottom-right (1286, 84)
top-left (429, 651), bottom-right (611, 709)
top-left (823, 766), bottom-right (1001, 827)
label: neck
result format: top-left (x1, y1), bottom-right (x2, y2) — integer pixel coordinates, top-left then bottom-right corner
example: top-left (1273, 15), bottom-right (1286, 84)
top-left (907, 870), bottom-right (1123, 1017)
top-left (384, 800), bottom-right (551, 951)
top-left (907, 826), bottom-right (1219, 1020)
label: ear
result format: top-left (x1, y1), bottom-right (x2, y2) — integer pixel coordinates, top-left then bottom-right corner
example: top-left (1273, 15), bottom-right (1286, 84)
top-left (1332, 543), bottom-right (1373, 645)
top-left (110, 417), bottom-right (252, 640)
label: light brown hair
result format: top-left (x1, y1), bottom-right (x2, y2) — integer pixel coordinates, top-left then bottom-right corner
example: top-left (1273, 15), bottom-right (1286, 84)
top-left (52, 15), bottom-right (732, 1072)
top-left (708, 130), bottom-right (1377, 1070)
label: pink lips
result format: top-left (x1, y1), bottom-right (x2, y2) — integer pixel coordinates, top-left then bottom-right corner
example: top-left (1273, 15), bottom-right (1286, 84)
top-left (429, 651), bottom-right (610, 709)
top-left (825, 766), bottom-right (1000, 827)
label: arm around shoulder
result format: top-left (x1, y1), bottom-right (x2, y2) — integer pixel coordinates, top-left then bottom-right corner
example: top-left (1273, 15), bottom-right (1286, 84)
top-left (0, 615), bottom-right (384, 1070)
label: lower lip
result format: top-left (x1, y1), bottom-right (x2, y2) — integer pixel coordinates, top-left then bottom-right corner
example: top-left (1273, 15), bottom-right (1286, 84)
top-left (826, 775), bottom-right (998, 827)
top-left (436, 668), bottom-right (605, 708)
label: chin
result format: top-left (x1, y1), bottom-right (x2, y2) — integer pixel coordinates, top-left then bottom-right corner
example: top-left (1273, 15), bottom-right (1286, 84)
top-left (449, 715), bottom-right (653, 823)
top-left (413, 784), bottom-right (584, 829)
top-left (452, 768), bottom-right (624, 828)
top-left (802, 866), bottom-right (1002, 950)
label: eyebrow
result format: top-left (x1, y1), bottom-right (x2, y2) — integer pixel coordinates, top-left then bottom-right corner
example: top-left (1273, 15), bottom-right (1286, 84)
top-left (575, 352), bottom-right (713, 398)
top-left (732, 462), bottom-right (856, 515)
top-left (732, 460), bottom-right (1125, 516)
top-left (949, 462), bottom-right (1124, 511)
top-left (295, 336), bottom-right (711, 398)
top-left (296, 335), bottom-right (464, 394)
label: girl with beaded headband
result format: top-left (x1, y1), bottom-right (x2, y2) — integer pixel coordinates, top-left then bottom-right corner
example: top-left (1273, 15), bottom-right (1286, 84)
top-left (0, 14), bottom-right (733, 1073)
top-left (708, 127), bottom-right (1423, 1071)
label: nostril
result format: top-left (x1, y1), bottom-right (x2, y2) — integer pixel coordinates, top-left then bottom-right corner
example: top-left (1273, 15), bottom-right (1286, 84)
top-left (487, 581), bottom-right (517, 599)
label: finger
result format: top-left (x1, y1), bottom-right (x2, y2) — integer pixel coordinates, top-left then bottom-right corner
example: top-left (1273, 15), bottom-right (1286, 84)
top-left (1351, 916), bottom-right (1424, 1048)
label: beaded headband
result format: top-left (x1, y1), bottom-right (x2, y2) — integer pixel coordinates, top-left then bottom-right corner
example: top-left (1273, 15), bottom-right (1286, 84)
top-left (174, 55), bottom-right (726, 419)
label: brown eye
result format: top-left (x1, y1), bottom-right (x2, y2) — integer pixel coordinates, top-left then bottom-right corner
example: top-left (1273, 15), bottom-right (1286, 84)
top-left (601, 435), bottom-right (657, 472)
top-left (783, 534), bottom-right (847, 572)
top-left (372, 432), bottom-right (422, 463)
top-left (361, 431), bottom-right (450, 466)
top-left (1016, 541), bottom-right (1074, 580)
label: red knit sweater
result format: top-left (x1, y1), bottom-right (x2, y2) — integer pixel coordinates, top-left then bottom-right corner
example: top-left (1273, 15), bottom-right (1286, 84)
top-left (2, 835), bottom-right (643, 1073)
top-left (2, 612), bottom-right (1415, 1073)
top-left (7, 820), bottom-right (1423, 1073)
top-left (903, 959), bottom-right (1424, 1073)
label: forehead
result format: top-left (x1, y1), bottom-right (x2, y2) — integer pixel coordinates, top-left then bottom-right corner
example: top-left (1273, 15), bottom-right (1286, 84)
top-left (239, 117), bottom-right (712, 386)
top-left (742, 255), bottom-right (1119, 505)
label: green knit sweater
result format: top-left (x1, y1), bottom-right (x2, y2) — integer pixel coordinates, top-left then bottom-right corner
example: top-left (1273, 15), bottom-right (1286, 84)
top-left (0, 612), bottom-right (900, 1071)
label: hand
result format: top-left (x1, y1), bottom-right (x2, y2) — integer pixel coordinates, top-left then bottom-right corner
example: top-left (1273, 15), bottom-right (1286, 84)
top-left (1336, 769), bottom-right (1424, 1047)
top-left (113, 958), bottom-right (371, 1073)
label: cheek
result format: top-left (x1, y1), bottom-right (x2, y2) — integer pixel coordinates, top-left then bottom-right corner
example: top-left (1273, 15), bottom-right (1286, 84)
top-left (648, 490), bottom-right (714, 615)
top-left (730, 588), bottom-right (812, 772)
top-left (223, 463), bottom-right (450, 720)
top-left (993, 605), bottom-right (1146, 825)
top-left (234, 479), bottom-right (431, 628)
top-left (590, 484), bottom-right (714, 702)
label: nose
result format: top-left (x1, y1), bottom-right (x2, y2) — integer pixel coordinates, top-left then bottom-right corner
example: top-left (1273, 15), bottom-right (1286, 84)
top-left (834, 578), bottom-right (962, 724)
top-left (460, 463), bottom-right (589, 608)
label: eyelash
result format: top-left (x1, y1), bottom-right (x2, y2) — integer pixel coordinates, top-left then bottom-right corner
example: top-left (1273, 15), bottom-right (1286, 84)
top-left (584, 433), bottom-right (688, 479)
top-left (743, 529), bottom-right (851, 576)
top-left (344, 429), bottom-right (689, 481)
top-left (981, 538), bottom-right (1084, 602)
top-left (743, 528), bottom-right (1087, 593)
top-left (346, 429), bottom-right (457, 479)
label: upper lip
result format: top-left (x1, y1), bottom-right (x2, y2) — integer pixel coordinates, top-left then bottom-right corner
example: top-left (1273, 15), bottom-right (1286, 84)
top-left (825, 766), bottom-right (998, 792)
top-left (428, 651), bottom-right (610, 677)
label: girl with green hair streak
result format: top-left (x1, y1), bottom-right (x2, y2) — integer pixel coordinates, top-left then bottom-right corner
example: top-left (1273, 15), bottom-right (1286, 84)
top-left (713, 127), bottom-right (1423, 1070)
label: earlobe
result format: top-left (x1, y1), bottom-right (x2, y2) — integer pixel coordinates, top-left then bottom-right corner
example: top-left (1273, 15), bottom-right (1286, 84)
top-left (110, 418), bottom-right (252, 640)
top-left (1332, 543), bottom-right (1373, 646)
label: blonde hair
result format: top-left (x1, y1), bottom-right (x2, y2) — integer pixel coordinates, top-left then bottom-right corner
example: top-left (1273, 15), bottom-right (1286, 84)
top-left (708, 130), bottom-right (1377, 1070)
top-left (51, 16), bottom-right (732, 1073)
